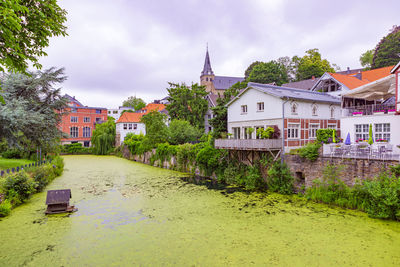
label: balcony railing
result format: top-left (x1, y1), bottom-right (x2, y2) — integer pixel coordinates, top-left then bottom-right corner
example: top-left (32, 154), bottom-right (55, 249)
top-left (214, 139), bottom-right (282, 151)
top-left (343, 104), bottom-right (395, 117)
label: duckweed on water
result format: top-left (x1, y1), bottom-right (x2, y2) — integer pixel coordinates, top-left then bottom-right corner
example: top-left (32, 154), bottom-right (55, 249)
top-left (0, 155), bottom-right (399, 266)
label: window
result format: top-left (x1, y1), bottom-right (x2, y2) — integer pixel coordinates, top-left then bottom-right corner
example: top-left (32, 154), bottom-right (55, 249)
top-left (309, 124), bottom-right (319, 139)
top-left (311, 105), bottom-right (318, 116)
top-left (113, 110), bottom-right (118, 114)
top-left (330, 107), bottom-right (335, 118)
top-left (287, 123), bottom-right (299, 139)
top-left (70, 116), bottom-right (78, 123)
top-left (123, 124), bottom-right (127, 130)
top-left (133, 124), bottom-right (137, 130)
top-left (257, 102), bottom-right (264, 112)
top-left (71, 108), bottom-right (77, 113)
top-left (375, 123), bottom-right (390, 141)
top-left (83, 127), bottom-right (91, 137)
top-left (207, 114), bottom-right (211, 119)
top-left (84, 141), bottom-right (90, 147)
top-left (128, 124), bottom-right (132, 130)
top-left (232, 127), bottom-right (240, 139)
top-left (327, 124), bottom-right (336, 129)
top-left (108, 111), bottom-right (111, 114)
top-left (355, 124), bottom-right (369, 141)
top-left (70, 127), bottom-right (78, 138)
top-left (241, 105), bottom-right (248, 114)
top-left (291, 103), bottom-right (298, 114)
top-left (96, 109), bottom-right (101, 114)
top-left (243, 127), bottom-right (252, 139)
top-left (96, 117), bottom-right (101, 123)
top-left (84, 117), bottom-right (90, 123)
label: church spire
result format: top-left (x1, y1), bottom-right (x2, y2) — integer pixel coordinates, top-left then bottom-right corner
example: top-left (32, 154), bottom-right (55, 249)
top-left (201, 46), bottom-right (214, 76)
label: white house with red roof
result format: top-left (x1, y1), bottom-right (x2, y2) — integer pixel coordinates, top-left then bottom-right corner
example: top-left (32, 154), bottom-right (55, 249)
top-left (115, 103), bottom-right (167, 145)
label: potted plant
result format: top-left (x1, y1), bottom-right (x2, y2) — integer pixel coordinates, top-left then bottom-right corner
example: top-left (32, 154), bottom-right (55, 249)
top-left (388, 109), bottom-right (396, 115)
top-left (352, 111), bottom-right (363, 116)
top-left (376, 139), bottom-right (388, 143)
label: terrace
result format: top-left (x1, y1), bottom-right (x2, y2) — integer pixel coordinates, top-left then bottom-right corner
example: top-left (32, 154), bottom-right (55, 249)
top-left (214, 139), bottom-right (282, 151)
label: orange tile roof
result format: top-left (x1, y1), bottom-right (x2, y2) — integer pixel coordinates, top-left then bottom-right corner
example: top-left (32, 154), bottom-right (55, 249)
top-left (116, 112), bottom-right (143, 123)
top-left (142, 103), bottom-right (166, 114)
top-left (329, 66), bottom-right (394, 89)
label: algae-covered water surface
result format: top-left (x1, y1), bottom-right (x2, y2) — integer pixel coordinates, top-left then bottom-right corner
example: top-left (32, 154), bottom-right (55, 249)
top-left (0, 156), bottom-right (399, 266)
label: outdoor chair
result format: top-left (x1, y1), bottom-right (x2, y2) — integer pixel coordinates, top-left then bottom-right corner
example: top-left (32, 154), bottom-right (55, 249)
top-left (341, 145), bottom-right (351, 158)
top-left (357, 145), bottom-right (370, 159)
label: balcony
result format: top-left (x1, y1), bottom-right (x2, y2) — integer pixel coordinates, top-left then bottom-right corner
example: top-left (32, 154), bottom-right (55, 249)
top-left (343, 104), bottom-right (395, 117)
top-left (214, 139), bottom-right (282, 151)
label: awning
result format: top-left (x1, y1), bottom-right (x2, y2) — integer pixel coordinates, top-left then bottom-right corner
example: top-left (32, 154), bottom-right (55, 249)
top-left (342, 74), bottom-right (395, 100)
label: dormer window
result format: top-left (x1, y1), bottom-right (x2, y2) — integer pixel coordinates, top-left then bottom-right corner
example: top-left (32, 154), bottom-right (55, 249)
top-left (312, 104), bottom-right (318, 116)
top-left (291, 102), bottom-right (298, 115)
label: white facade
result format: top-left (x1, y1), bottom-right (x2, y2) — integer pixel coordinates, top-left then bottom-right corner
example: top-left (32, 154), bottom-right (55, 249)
top-left (341, 114), bottom-right (400, 154)
top-left (108, 107), bottom-right (135, 121)
top-left (227, 87), bottom-right (341, 150)
top-left (116, 122), bottom-right (146, 145)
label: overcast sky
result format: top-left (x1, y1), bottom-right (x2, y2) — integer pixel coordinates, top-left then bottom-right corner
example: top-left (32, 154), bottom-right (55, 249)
top-left (39, 0), bottom-right (400, 108)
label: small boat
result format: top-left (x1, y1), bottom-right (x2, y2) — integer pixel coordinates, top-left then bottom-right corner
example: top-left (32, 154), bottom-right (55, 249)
top-left (45, 189), bottom-right (78, 214)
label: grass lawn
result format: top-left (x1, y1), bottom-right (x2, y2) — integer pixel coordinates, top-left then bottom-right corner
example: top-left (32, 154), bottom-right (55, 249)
top-left (0, 157), bottom-right (35, 171)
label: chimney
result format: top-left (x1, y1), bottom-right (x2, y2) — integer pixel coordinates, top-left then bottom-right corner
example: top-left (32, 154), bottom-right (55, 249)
top-left (311, 76), bottom-right (315, 80)
top-left (346, 67), bottom-right (350, 74)
top-left (355, 71), bottom-right (362, 80)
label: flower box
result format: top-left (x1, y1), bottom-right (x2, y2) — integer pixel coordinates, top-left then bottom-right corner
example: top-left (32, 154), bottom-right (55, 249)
top-left (373, 110), bottom-right (385, 115)
top-left (352, 112), bottom-right (363, 116)
top-left (388, 109), bottom-right (396, 114)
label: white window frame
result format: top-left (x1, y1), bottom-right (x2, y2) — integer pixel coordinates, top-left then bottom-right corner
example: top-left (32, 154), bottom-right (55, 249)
top-left (232, 127), bottom-right (240, 139)
top-left (70, 127), bottom-right (78, 138)
top-left (70, 116), bottom-right (78, 123)
top-left (241, 105), bottom-right (248, 114)
top-left (374, 123), bottom-right (390, 141)
top-left (287, 123), bottom-right (300, 139)
top-left (327, 123), bottom-right (336, 129)
top-left (83, 127), bottom-right (91, 138)
top-left (311, 104), bottom-right (318, 116)
top-left (133, 124), bottom-right (137, 130)
top-left (257, 102), bottom-right (264, 112)
top-left (128, 124), bottom-right (132, 130)
top-left (309, 123), bottom-right (319, 139)
top-left (355, 124), bottom-right (369, 141)
top-left (123, 123), bottom-right (127, 130)
top-left (84, 117), bottom-right (90, 123)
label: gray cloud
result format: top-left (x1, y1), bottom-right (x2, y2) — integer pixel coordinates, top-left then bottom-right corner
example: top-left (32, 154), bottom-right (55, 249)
top-left (39, 0), bottom-right (400, 108)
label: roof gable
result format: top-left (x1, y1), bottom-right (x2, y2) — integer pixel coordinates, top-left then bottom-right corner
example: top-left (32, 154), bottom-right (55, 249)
top-left (116, 112), bottom-right (143, 123)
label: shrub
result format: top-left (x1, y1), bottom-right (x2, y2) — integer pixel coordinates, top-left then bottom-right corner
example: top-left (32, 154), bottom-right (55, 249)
top-left (316, 129), bottom-right (337, 144)
top-left (244, 164), bottom-right (264, 190)
top-left (3, 172), bottom-right (36, 203)
top-left (32, 165), bottom-right (58, 192)
top-left (298, 142), bottom-right (321, 161)
top-left (176, 143), bottom-right (194, 171)
top-left (0, 200), bottom-right (12, 217)
top-left (167, 120), bottom-right (201, 145)
top-left (196, 145), bottom-right (224, 176)
top-left (155, 143), bottom-right (178, 163)
top-left (266, 161), bottom-right (294, 194)
top-left (1, 149), bottom-right (23, 159)
top-left (390, 165), bottom-right (400, 177)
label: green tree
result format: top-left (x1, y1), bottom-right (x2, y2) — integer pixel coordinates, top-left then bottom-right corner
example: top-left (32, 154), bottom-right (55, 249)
top-left (140, 110), bottom-right (168, 146)
top-left (209, 81), bottom-right (247, 137)
top-left (122, 96), bottom-right (146, 110)
top-left (247, 60), bottom-right (289, 85)
top-left (359, 49), bottom-right (374, 69)
top-left (0, 0), bottom-right (68, 73)
top-left (0, 67), bottom-right (68, 149)
top-left (295, 49), bottom-right (336, 81)
top-left (244, 61), bottom-right (262, 80)
top-left (91, 117), bottom-right (116, 155)
top-left (166, 83), bottom-right (208, 129)
top-left (167, 119), bottom-right (201, 145)
top-left (372, 26), bottom-right (400, 69)
top-left (120, 109), bottom-right (134, 116)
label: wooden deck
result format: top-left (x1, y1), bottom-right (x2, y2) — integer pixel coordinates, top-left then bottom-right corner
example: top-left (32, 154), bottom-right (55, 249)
top-left (214, 139), bottom-right (282, 151)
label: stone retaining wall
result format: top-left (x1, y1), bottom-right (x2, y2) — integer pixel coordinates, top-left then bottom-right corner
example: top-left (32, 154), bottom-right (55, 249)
top-left (285, 154), bottom-right (398, 187)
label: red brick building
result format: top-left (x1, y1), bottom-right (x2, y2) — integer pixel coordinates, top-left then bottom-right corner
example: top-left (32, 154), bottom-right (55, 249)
top-left (60, 95), bottom-right (107, 147)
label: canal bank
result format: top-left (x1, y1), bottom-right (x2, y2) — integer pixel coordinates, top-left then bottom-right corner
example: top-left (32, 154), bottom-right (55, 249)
top-left (0, 155), bottom-right (399, 266)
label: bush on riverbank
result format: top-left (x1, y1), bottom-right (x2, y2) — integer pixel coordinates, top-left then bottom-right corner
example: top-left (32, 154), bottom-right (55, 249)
top-left (0, 156), bottom-right (64, 217)
top-left (305, 163), bottom-right (400, 220)
top-left (61, 143), bottom-right (92, 155)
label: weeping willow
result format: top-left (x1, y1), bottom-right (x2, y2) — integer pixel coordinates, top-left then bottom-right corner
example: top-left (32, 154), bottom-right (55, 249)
top-left (91, 118), bottom-right (116, 155)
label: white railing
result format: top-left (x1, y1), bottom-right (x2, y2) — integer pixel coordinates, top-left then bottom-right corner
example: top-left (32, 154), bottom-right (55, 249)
top-left (214, 139), bottom-right (282, 150)
top-left (343, 104), bottom-right (395, 117)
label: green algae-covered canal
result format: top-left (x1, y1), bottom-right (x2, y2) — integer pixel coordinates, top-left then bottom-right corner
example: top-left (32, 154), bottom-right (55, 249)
top-left (0, 156), bottom-right (399, 266)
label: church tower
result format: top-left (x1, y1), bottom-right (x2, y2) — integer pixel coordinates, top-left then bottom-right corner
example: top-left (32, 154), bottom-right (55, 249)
top-left (200, 48), bottom-right (216, 94)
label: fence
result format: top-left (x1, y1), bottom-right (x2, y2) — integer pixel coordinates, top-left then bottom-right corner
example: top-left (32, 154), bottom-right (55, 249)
top-left (0, 160), bottom-right (50, 177)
